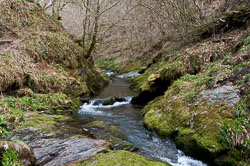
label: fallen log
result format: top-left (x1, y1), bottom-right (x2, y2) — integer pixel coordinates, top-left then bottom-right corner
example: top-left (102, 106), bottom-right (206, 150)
top-left (0, 40), bottom-right (13, 45)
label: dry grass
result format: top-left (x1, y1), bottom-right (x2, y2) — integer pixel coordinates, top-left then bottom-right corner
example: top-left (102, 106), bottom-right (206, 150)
top-left (0, 0), bottom-right (92, 95)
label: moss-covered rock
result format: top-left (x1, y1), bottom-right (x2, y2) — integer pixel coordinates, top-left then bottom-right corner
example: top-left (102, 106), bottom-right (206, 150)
top-left (102, 98), bottom-right (116, 106)
top-left (141, 69), bottom-right (248, 164)
top-left (79, 150), bottom-right (168, 166)
top-left (83, 121), bottom-right (137, 151)
top-left (84, 121), bottom-right (106, 129)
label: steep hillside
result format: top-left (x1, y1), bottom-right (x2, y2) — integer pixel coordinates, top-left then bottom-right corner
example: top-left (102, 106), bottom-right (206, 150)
top-left (0, 0), bottom-right (108, 163)
top-left (139, 29), bottom-right (250, 165)
top-left (97, 5), bottom-right (250, 166)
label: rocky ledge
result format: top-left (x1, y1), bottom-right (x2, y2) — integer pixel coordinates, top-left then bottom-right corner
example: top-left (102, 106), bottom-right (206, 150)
top-left (31, 138), bottom-right (108, 166)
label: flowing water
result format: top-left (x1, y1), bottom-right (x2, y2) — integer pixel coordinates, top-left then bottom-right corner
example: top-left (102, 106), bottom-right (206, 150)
top-left (77, 72), bottom-right (207, 166)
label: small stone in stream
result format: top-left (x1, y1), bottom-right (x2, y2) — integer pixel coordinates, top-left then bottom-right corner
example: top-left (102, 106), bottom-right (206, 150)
top-left (102, 98), bottom-right (116, 106)
top-left (114, 97), bottom-right (126, 102)
top-left (93, 99), bottom-right (103, 105)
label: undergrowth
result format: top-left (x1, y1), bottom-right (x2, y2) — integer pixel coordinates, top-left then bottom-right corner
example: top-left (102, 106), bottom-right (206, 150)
top-left (0, 149), bottom-right (22, 166)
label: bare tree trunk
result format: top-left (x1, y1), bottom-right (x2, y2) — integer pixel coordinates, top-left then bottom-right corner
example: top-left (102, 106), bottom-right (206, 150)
top-left (52, 0), bottom-right (57, 18)
top-left (87, 0), bottom-right (100, 58)
top-left (82, 0), bottom-right (90, 51)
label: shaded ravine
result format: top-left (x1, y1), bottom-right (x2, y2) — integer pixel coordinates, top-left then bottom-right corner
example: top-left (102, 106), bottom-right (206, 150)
top-left (77, 71), bottom-right (207, 166)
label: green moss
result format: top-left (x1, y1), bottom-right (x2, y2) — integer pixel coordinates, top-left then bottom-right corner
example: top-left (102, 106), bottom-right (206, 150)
top-left (143, 109), bottom-right (173, 137)
top-left (0, 127), bottom-right (11, 138)
top-left (71, 98), bottom-right (81, 113)
top-left (109, 125), bottom-right (127, 139)
top-left (19, 113), bottom-right (57, 132)
top-left (84, 121), bottom-right (106, 129)
top-left (215, 148), bottom-right (249, 166)
top-left (0, 93), bottom-right (77, 117)
top-left (83, 121), bottom-right (135, 150)
top-left (183, 91), bottom-right (199, 103)
top-left (122, 61), bottom-right (143, 73)
top-left (141, 59), bottom-right (240, 163)
top-left (79, 150), bottom-right (168, 166)
top-left (105, 136), bottom-right (136, 151)
top-left (53, 115), bottom-right (71, 122)
top-left (102, 98), bottom-right (116, 106)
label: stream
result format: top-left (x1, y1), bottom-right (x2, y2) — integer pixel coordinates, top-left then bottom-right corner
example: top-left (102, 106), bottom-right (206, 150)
top-left (77, 71), bottom-right (207, 166)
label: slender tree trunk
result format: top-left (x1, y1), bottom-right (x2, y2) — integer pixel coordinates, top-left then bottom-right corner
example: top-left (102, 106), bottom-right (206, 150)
top-left (52, 0), bottom-right (57, 18)
top-left (82, 0), bottom-right (90, 51)
top-left (87, 0), bottom-right (100, 58)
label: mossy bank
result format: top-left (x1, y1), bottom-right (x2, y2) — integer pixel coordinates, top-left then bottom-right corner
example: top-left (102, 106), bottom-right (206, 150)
top-left (0, 0), bottom-right (108, 164)
top-left (79, 150), bottom-right (169, 166)
top-left (135, 19), bottom-right (249, 166)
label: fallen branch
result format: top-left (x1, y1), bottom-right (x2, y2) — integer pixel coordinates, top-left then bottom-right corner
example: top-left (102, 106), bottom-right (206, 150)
top-left (0, 40), bottom-right (13, 45)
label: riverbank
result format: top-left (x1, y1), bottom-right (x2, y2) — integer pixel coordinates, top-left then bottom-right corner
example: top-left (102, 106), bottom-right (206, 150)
top-left (0, 0), bottom-right (108, 165)
top-left (96, 7), bottom-right (250, 166)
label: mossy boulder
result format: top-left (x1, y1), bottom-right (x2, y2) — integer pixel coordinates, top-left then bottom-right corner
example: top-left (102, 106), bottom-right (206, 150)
top-left (141, 63), bottom-right (249, 165)
top-left (102, 97), bottom-right (127, 106)
top-left (79, 150), bottom-right (168, 166)
top-left (84, 121), bottom-right (106, 129)
top-left (83, 121), bottom-right (137, 151)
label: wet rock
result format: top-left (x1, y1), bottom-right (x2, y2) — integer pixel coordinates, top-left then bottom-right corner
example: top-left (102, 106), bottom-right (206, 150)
top-left (0, 141), bottom-right (36, 166)
top-left (10, 124), bottom-right (110, 166)
top-left (83, 121), bottom-right (137, 152)
top-left (84, 121), bottom-right (106, 129)
top-left (200, 85), bottom-right (240, 107)
top-left (114, 97), bottom-right (126, 102)
top-left (29, 138), bottom-right (109, 166)
top-left (102, 97), bottom-right (127, 106)
top-left (11, 127), bottom-right (57, 144)
top-left (93, 99), bottom-right (104, 106)
top-left (102, 98), bottom-right (116, 106)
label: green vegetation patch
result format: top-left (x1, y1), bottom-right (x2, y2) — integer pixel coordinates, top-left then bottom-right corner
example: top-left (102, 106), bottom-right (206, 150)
top-left (0, 92), bottom-right (79, 136)
top-left (79, 150), bottom-right (168, 166)
top-left (0, 149), bottom-right (22, 166)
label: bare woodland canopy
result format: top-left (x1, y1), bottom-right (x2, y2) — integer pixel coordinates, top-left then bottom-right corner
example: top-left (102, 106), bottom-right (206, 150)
top-left (36, 0), bottom-right (248, 57)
